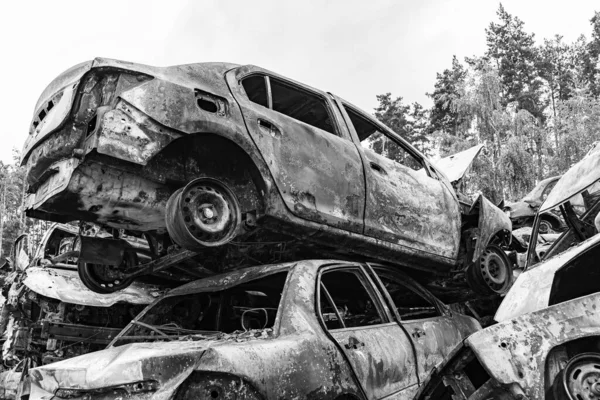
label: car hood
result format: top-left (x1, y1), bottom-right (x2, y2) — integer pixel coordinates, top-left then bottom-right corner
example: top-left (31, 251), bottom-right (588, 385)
top-left (495, 233), bottom-right (600, 322)
top-left (540, 143), bottom-right (600, 213)
top-left (434, 144), bottom-right (484, 184)
top-left (23, 267), bottom-right (164, 307)
top-left (30, 340), bottom-right (211, 395)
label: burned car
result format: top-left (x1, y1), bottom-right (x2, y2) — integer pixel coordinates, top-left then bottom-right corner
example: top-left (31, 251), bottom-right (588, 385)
top-left (415, 145), bottom-right (600, 400)
top-left (503, 175), bottom-right (564, 233)
top-left (27, 259), bottom-right (480, 400)
top-left (21, 58), bottom-right (511, 297)
top-left (0, 224), bottom-right (166, 398)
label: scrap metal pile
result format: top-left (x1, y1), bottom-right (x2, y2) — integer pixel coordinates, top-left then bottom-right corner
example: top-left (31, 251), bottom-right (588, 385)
top-left (1, 58), bottom-right (599, 399)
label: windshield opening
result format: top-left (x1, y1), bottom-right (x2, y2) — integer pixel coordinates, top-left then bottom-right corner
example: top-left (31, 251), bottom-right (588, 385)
top-left (110, 271), bottom-right (288, 345)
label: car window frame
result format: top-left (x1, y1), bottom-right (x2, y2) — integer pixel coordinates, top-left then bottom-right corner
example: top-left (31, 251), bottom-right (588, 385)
top-left (108, 266), bottom-right (293, 347)
top-left (366, 264), bottom-right (449, 322)
top-left (239, 72), bottom-right (342, 139)
top-left (316, 264), bottom-right (392, 331)
top-left (335, 99), bottom-right (435, 176)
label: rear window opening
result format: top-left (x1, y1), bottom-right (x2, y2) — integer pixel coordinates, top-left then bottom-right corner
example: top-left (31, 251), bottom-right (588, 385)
top-left (270, 78), bottom-right (335, 134)
top-left (113, 271), bottom-right (288, 344)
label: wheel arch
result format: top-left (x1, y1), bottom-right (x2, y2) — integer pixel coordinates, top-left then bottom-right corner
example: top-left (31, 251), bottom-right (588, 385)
top-left (145, 132), bottom-right (275, 217)
top-left (544, 335), bottom-right (600, 396)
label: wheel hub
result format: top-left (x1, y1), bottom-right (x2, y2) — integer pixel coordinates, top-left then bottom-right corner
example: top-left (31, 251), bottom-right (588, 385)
top-left (560, 353), bottom-right (600, 400)
top-left (466, 245), bottom-right (513, 296)
top-left (166, 178), bottom-right (241, 250)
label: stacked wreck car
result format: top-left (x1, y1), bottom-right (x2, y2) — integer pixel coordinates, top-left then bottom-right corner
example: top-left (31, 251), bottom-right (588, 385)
top-left (0, 223), bottom-right (166, 399)
top-left (2, 58), bottom-right (526, 399)
top-left (20, 58), bottom-right (513, 297)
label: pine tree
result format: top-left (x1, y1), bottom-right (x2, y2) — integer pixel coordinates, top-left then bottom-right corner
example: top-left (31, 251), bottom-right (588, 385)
top-left (428, 56), bottom-right (468, 136)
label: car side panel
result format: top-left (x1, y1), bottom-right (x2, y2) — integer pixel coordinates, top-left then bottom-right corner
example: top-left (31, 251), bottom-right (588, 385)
top-left (403, 316), bottom-right (467, 382)
top-left (226, 66), bottom-right (365, 234)
top-left (329, 324), bottom-right (419, 399)
top-left (362, 148), bottom-right (461, 260)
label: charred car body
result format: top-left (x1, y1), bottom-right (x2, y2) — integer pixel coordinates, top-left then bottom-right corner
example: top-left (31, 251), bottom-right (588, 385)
top-left (27, 259), bottom-right (480, 400)
top-left (0, 224), bottom-right (165, 399)
top-left (21, 58), bottom-right (512, 298)
top-left (416, 145), bottom-right (600, 400)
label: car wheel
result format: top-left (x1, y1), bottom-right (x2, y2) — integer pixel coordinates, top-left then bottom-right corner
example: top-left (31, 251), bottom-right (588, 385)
top-left (466, 245), bottom-right (512, 296)
top-left (78, 251), bottom-right (136, 293)
top-left (166, 178), bottom-right (241, 251)
top-left (553, 353), bottom-right (600, 400)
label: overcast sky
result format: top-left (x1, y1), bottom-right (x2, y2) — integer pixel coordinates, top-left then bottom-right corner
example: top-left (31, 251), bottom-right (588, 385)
top-left (1, 0), bottom-right (598, 164)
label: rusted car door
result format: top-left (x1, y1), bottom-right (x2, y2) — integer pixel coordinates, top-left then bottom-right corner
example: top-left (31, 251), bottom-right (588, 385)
top-left (373, 267), bottom-right (465, 382)
top-left (226, 66), bottom-right (365, 233)
top-left (336, 101), bottom-right (461, 262)
top-left (318, 265), bottom-right (419, 399)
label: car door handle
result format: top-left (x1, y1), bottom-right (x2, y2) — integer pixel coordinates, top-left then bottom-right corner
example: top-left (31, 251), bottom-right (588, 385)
top-left (344, 336), bottom-right (365, 350)
top-left (412, 328), bottom-right (426, 339)
top-left (258, 118), bottom-right (281, 137)
top-left (370, 162), bottom-right (387, 175)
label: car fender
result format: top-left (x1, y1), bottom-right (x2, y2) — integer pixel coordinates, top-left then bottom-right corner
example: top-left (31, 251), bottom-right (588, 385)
top-left (467, 292), bottom-right (600, 399)
top-left (22, 267), bottom-right (162, 307)
top-left (470, 195), bottom-right (512, 264)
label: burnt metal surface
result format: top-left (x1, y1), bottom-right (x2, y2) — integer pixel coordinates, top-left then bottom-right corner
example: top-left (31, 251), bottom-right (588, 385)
top-left (417, 293), bottom-right (600, 399)
top-left (467, 292), bottom-right (600, 399)
top-left (27, 260), bottom-right (479, 400)
top-left (434, 144), bottom-right (484, 184)
top-left (468, 195), bottom-right (512, 265)
top-left (541, 143), bottom-right (600, 213)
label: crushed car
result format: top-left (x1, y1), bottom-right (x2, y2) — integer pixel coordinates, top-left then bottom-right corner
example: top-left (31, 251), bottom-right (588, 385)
top-left (26, 259), bottom-right (480, 400)
top-left (503, 175), bottom-right (564, 234)
top-left (21, 58), bottom-right (512, 298)
top-left (0, 223), bottom-right (168, 399)
top-left (415, 144), bottom-right (600, 400)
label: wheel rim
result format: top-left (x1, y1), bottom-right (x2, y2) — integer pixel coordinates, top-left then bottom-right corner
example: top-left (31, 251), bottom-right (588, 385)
top-left (78, 252), bottom-right (136, 294)
top-left (481, 251), bottom-right (507, 286)
top-left (559, 353), bottom-right (600, 400)
top-left (166, 178), bottom-right (240, 250)
top-left (467, 245), bottom-right (512, 295)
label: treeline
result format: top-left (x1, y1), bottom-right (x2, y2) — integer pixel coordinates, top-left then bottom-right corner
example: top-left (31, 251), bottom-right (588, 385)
top-left (375, 4), bottom-right (600, 203)
top-left (0, 151), bottom-right (51, 264)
